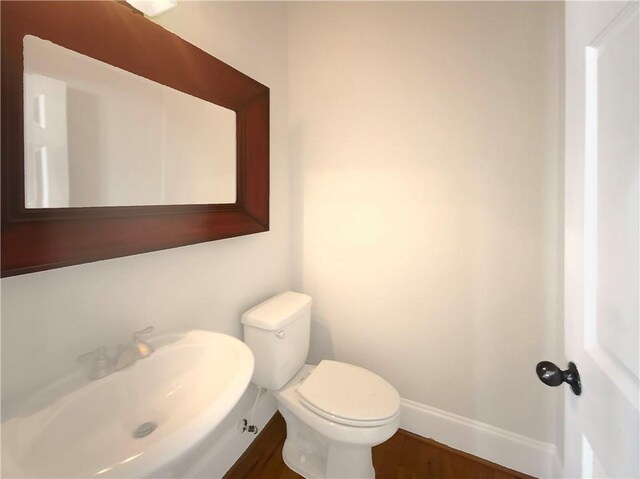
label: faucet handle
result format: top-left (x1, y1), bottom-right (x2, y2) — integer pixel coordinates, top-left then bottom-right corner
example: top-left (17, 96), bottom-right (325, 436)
top-left (77, 346), bottom-right (113, 380)
top-left (133, 325), bottom-right (155, 357)
top-left (134, 325), bottom-right (154, 339)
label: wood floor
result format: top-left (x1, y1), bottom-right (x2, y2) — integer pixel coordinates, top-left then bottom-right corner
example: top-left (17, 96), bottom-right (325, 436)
top-left (223, 413), bottom-right (535, 479)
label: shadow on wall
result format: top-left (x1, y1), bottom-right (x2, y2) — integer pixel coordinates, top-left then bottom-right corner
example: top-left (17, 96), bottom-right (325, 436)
top-left (289, 121), bottom-right (305, 290)
top-left (308, 318), bottom-right (335, 364)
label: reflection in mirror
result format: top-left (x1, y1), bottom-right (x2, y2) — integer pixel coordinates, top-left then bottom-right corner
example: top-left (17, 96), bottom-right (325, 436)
top-left (23, 35), bottom-right (236, 208)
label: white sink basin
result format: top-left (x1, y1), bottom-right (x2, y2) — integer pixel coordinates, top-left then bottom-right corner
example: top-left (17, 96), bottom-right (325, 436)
top-left (1, 330), bottom-right (254, 478)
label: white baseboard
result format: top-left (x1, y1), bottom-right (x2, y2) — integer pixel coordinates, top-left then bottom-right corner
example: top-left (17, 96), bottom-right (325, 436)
top-left (400, 399), bottom-right (560, 479)
top-left (163, 394), bottom-right (560, 479)
top-left (552, 450), bottom-right (564, 479)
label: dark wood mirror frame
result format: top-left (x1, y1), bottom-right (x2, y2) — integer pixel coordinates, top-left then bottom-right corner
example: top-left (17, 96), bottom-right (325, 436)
top-left (1, 1), bottom-right (269, 277)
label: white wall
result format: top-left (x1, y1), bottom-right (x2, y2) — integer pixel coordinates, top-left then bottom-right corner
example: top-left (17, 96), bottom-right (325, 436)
top-left (289, 1), bottom-right (564, 447)
top-left (1, 1), bottom-right (290, 421)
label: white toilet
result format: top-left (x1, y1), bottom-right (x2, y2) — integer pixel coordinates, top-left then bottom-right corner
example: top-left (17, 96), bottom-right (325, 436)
top-left (242, 291), bottom-right (400, 479)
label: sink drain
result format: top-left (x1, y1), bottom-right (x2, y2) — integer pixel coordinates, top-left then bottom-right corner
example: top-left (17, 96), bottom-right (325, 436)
top-left (133, 422), bottom-right (157, 438)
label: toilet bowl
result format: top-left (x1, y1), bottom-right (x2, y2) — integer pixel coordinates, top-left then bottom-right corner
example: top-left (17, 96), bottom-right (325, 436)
top-left (275, 363), bottom-right (400, 478)
top-left (242, 292), bottom-right (400, 479)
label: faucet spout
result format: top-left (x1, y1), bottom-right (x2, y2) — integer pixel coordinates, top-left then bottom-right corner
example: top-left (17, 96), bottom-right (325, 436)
top-left (114, 344), bottom-right (140, 370)
top-left (77, 346), bottom-right (113, 380)
top-left (79, 326), bottom-right (156, 379)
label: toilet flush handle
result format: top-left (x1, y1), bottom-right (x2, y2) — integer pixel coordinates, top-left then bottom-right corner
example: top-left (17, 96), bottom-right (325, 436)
top-left (275, 330), bottom-right (285, 339)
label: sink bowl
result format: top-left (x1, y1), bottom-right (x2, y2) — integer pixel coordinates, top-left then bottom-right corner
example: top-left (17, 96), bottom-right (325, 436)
top-left (1, 330), bottom-right (254, 478)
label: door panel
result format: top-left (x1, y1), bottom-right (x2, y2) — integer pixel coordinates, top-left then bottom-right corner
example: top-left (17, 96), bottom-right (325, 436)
top-left (594, 10), bottom-right (639, 379)
top-left (565, 2), bottom-right (639, 478)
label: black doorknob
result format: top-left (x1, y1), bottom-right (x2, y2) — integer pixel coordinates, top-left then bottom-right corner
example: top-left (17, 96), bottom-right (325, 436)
top-left (536, 361), bottom-right (582, 396)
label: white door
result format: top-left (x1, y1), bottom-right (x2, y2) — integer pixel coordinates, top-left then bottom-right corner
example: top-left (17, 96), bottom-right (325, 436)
top-left (564, 1), bottom-right (639, 478)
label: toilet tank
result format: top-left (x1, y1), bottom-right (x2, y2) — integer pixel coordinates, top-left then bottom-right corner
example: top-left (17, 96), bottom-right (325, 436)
top-left (241, 292), bottom-right (311, 390)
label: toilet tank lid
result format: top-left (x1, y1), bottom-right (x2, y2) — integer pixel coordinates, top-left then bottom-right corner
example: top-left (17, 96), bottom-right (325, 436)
top-left (241, 291), bottom-right (312, 331)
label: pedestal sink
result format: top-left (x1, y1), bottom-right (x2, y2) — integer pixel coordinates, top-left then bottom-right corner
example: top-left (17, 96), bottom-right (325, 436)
top-left (1, 330), bottom-right (254, 478)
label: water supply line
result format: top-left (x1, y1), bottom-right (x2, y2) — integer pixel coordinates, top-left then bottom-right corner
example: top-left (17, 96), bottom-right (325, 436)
top-left (240, 386), bottom-right (263, 434)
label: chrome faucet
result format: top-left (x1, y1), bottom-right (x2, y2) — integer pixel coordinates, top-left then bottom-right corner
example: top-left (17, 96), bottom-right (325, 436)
top-left (114, 326), bottom-right (155, 371)
top-left (78, 326), bottom-right (155, 380)
top-left (77, 346), bottom-right (113, 380)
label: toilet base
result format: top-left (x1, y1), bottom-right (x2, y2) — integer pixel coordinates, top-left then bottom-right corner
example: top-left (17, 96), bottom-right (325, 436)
top-left (279, 406), bottom-right (376, 479)
top-left (272, 365), bottom-right (400, 479)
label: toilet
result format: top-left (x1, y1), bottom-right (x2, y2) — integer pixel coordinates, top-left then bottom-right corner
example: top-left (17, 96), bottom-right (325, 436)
top-left (242, 291), bottom-right (400, 479)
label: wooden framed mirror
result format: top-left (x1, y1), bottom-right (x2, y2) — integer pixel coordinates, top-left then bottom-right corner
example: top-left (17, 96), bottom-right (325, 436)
top-left (1, 1), bottom-right (269, 277)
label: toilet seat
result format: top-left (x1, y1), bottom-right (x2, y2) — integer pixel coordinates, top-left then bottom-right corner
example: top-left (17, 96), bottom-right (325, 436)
top-left (298, 360), bottom-right (400, 427)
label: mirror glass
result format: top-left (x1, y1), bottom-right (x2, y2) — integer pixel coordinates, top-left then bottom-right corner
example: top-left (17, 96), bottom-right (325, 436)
top-left (23, 35), bottom-right (236, 208)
